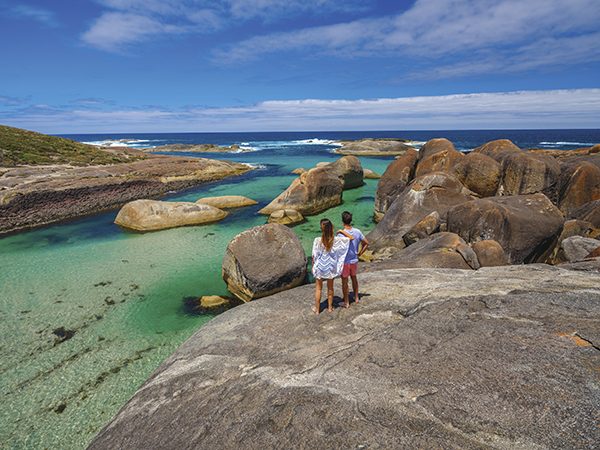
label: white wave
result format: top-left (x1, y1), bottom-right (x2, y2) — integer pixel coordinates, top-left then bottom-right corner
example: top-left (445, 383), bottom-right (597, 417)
top-left (242, 162), bottom-right (267, 169)
top-left (83, 139), bottom-right (153, 148)
top-left (539, 141), bottom-right (594, 146)
top-left (235, 146), bottom-right (259, 153)
top-left (238, 138), bottom-right (342, 149)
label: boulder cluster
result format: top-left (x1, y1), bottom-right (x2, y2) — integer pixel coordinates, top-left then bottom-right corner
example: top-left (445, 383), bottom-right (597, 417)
top-left (367, 138), bottom-right (600, 269)
top-left (259, 155), bottom-right (364, 216)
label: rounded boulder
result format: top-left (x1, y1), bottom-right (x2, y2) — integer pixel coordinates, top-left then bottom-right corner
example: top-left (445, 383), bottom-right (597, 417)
top-left (222, 223), bottom-right (307, 302)
top-left (259, 166), bottom-right (343, 216)
top-left (115, 199), bottom-right (226, 231)
top-left (196, 195), bottom-right (257, 209)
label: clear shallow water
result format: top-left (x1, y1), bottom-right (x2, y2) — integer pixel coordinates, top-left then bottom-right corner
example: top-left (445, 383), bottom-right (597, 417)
top-left (1, 129), bottom-right (599, 449)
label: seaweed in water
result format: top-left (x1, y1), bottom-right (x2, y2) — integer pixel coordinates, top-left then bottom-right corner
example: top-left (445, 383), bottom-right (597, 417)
top-left (52, 327), bottom-right (75, 345)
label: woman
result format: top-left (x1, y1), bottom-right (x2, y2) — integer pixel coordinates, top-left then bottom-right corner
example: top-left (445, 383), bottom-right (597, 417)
top-left (312, 218), bottom-right (354, 314)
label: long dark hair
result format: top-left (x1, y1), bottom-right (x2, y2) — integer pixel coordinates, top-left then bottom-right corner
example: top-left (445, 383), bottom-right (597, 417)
top-left (320, 218), bottom-right (334, 252)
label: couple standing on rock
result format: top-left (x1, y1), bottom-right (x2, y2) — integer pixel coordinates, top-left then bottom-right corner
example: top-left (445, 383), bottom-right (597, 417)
top-left (312, 211), bottom-right (369, 314)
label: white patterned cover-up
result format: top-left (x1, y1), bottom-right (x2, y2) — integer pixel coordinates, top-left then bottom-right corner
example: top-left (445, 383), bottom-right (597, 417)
top-left (312, 236), bottom-right (350, 279)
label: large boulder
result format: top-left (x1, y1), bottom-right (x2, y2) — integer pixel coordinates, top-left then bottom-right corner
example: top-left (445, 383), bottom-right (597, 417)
top-left (330, 155), bottom-right (364, 190)
top-left (259, 166), bottom-right (343, 216)
top-left (114, 199), bottom-right (226, 231)
top-left (447, 193), bottom-right (565, 264)
top-left (196, 195), bottom-right (257, 209)
top-left (222, 223), bottom-right (307, 302)
top-left (417, 138), bottom-right (456, 162)
top-left (367, 172), bottom-right (474, 253)
top-left (373, 149), bottom-right (418, 222)
top-left (370, 232), bottom-right (478, 270)
top-left (557, 161), bottom-right (600, 216)
top-left (471, 139), bottom-right (522, 164)
top-left (450, 152), bottom-right (502, 198)
top-left (497, 152), bottom-right (561, 201)
top-left (87, 265), bottom-right (600, 450)
top-left (414, 147), bottom-right (464, 178)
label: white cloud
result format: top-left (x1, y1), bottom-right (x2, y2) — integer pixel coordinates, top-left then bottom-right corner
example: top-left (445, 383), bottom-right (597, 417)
top-left (0, 95), bottom-right (27, 105)
top-left (81, 12), bottom-right (190, 52)
top-left (82, 0), bottom-right (370, 51)
top-left (3, 4), bottom-right (58, 27)
top-left (4, 89), bottom-right (599, 133)
top-left (213, 0), bottom-right (600, 77)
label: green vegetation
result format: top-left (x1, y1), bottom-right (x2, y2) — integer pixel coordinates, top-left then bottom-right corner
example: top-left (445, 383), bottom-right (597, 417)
top-left (0, 125), bottom-right (145, 167)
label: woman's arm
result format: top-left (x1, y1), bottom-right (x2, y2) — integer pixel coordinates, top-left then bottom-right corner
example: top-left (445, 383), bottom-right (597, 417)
top-left (337, 229), bottom-right (354, 241)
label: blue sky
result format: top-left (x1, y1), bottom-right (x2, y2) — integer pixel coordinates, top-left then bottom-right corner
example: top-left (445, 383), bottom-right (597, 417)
top-left (1, 0), bottom-right (599, 134)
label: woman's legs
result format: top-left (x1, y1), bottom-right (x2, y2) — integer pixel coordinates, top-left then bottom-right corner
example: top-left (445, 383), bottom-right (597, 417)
top-left (313, 278), bottom-right (323, 314)
top-left (327, 278), bottom-right (335, 312)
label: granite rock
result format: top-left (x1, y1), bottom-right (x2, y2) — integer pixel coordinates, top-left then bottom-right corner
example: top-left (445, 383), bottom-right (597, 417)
top-left (88, 264), bottom-right (600, 450)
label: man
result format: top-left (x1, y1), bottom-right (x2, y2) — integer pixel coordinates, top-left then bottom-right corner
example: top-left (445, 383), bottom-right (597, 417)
top-left (339, 211), bottom-right (368, 308)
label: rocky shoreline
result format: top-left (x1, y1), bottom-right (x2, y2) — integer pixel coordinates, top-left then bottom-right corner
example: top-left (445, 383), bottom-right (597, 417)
top-left (0, 147), bottom-right (253, 234)
top-left (143, 143), bottom-right (251, 153)
top-left (88, 263), bottom-right (600, 449)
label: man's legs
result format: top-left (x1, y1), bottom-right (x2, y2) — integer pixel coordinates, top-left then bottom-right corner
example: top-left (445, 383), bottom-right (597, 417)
top-left (351, 274), bottom-right (359, 303)
top-left (341, 276), bottom-right (350, 307)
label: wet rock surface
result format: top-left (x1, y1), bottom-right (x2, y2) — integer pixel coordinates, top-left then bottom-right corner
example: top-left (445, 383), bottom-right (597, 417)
top-left (88, 264), bottom-right (600, 450)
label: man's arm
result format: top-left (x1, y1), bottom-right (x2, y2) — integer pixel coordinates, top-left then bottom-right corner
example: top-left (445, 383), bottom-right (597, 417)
top-left (358, 237), bottom-right (369, 256)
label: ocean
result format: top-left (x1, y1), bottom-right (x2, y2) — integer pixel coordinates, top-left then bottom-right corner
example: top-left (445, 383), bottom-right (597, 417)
top-left (1, 129), bottom-right (598, 449)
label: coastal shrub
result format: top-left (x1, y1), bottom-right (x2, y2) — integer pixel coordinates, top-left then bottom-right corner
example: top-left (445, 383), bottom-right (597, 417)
top-left (0, 125), bottom-right (146, 167)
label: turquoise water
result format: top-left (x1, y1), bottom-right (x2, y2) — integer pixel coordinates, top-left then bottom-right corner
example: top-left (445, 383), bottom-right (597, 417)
top-left (2, 130), bottom-right (599, 449)
top-left (0, 139), bottom-right (390, 449)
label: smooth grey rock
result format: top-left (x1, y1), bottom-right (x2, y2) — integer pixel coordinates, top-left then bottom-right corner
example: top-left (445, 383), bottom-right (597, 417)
top-left (558, 235), bottom-right (600, 263)
top-left (222, 223), bottom-right (307, 302)
top-left (88, 264), bottom-right (600, 450)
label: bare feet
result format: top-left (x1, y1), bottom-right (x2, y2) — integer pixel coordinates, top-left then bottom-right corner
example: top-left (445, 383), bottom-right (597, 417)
top-left (354, 294), bottom-right (359, 303)
top-left (312, 306), bottom-right (319, 315)
top-left (340, 302), bottom-right (349, 308)
top-left (328, 307), bottom-right (333, 312)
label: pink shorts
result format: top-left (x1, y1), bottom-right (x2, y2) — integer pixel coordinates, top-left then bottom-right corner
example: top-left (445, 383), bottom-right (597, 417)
top-left (342, 262), bottom-right (357, 278)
